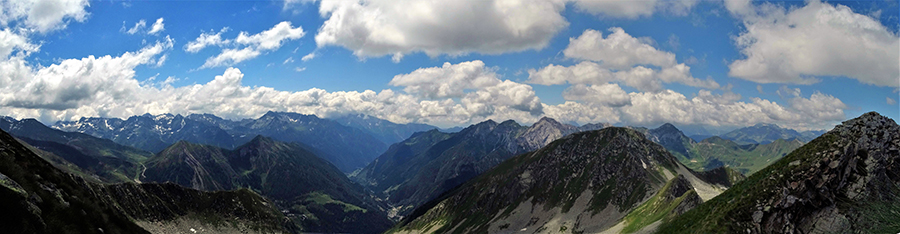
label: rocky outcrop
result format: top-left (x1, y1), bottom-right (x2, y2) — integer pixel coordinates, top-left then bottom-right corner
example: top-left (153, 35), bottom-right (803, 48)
top-left (658, 112), bottom-right (900, 234)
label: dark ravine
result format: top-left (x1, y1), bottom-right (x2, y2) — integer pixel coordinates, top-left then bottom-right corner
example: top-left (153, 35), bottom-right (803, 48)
top-left (0, 127), bottom-right (288, 234)
top-left (388, 127), bottom-right (730, 234)
top-left (658, 112), bottom-right (900, 233)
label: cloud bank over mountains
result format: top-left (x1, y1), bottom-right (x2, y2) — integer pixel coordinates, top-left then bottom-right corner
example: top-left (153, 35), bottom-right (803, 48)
top-left (0, 0), bottom-right (894, 131)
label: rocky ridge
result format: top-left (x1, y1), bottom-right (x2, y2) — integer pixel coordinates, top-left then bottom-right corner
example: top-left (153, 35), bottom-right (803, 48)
top-left (658, 112), bottom-right (900, 233)
top-left (389, 127), bottom-right (727, 234)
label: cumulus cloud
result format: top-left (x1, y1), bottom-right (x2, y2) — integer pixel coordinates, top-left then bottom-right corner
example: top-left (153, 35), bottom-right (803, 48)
top-left (564, 28), bottom-right (675, 69)
top-left (0, 0), bottom-right (90, 33)
top-left (562, 83), bottom-right (631, 107)
top-left (0, 36), bottom-right (173, 110)
top-left (728, 0), bottom-right (899, 87)
top-left (0, 45), bottom-right (848, 130)
top-left (390, 60), bottom-right (543, 115)
top-left (531, 28), bottom-right (719, 92)
top-left (314, 0), bottom-right (568, 60)
top-left (389, 61), bottom-right (501, 99)
top-left (148, 17), bottom-right (164, 34)
top-left (528, 61), bottom-right (718, 92)
top-left (195, 21), bottom-right (305, 68)
top-left (0, 28), bottom-right (39, 59)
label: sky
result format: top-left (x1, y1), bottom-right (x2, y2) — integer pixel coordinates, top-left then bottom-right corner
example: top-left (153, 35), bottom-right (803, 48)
top-left (0, 0), bottom-right (897, 131)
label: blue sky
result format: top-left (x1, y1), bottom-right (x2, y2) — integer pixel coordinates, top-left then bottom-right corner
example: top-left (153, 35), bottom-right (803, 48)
top-left (0, 0), bottom-right (897, 130)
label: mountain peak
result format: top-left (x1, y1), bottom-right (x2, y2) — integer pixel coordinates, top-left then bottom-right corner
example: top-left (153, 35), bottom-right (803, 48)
top-left (536, 116), bottom-right (560, 124)
top-left (657, 123), bottom-right (679, 131)
top-left (752, 122), bottom-right (779, 128)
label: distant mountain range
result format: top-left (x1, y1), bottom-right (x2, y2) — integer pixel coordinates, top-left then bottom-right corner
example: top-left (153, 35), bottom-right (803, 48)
top-left (351, 117), bottom-right (610, 218)
top-left (54, 112), bottom-right (407, 172)
top-left (644, 123), bottom-right (803, 175)
top-left (720, 123), bottom-right (825, 144)
top-left (331, 114), bottom-right (438, 146)
top-left (389, 127), bottom-right (731, 233)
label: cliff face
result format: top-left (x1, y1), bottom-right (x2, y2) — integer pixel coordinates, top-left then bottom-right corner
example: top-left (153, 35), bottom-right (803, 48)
top-left (659, 112), bottom-right (900, 233)
top-left (0, 128), bottom-right (288, 234)
top-left (390, 127), bottom-right (727, 234)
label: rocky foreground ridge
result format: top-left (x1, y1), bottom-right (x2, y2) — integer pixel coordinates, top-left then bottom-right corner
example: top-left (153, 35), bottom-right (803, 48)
top-left (658, 112), bottom-right (900, 233)
top-left (0, 128), bottom-right (288, 234)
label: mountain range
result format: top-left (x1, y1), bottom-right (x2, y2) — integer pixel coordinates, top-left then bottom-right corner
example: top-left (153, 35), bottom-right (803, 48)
top-left (2, 109), bottom-right (893, 234)
top-left (331, 114), bottom-right (439, 146)
top-left (0, 117), bottom-right (152, 183)
top-left (644, 123), bottom-right (804, 175)
top-left (0, 126), bottom-right (289, 234)
top-left (143, 136), bottom-right (393, 233)
top-left (54, 112), bottom-right (397, 172)
top-left (391, 112), bottom-right (899, 234)
top-left (389, 127), bottom-right (730, 233)
top-left (351, 117), bottom-right (611, 218)
top-left (719, 123), bottom-right (825, 144)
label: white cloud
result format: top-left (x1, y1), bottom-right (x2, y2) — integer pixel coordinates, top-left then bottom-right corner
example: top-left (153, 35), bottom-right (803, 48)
top-left (0, 28), bottom-right (38, 59)
top-left (124, 19), bottom-right (145, 34)
top-left (200, 47), bottom-right (261, 68)
top-left (314, 0), bottom-right (568, 61)
top-left (570, 0), bottom-right (657, 19)
top-left (535, 28), bottom-right (719, 92)
top-left (148, 17), bottom-right (164, 35)
top-left (0, 48), bottom-right (848, 131)
top-left (788, 91), bottom-right (846, 122)
top-left (283, 57), bottom-right (294, 64)
top-left (728, 0), bottom-right (900, 87)
top-left (184, 28), bottom-right (231, 53)
top-left (301, 52), bottom-right (315, 61)
top-left (389, 61), bottom-right (501, 99)
top-left (564, 28), bottom-right (676, 70)
top-left (562, 83), bottom-right (631, 107)
top-left (234, 21), bottom-right (304, 50)
top-left (294, 67), bottom-right (305, 72)
top-left (0, 36), bottom-right (173, 110)
top-left (195, 22), bottom-right (305, 69)
top-left (527, 61), bottom-right (719, 92)
top-left (888, 97), bottom-right (896, 105)
top-left (0, 0), bottom-right (90, 33)
top-left (570, 0), bottom-right (699, 19)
